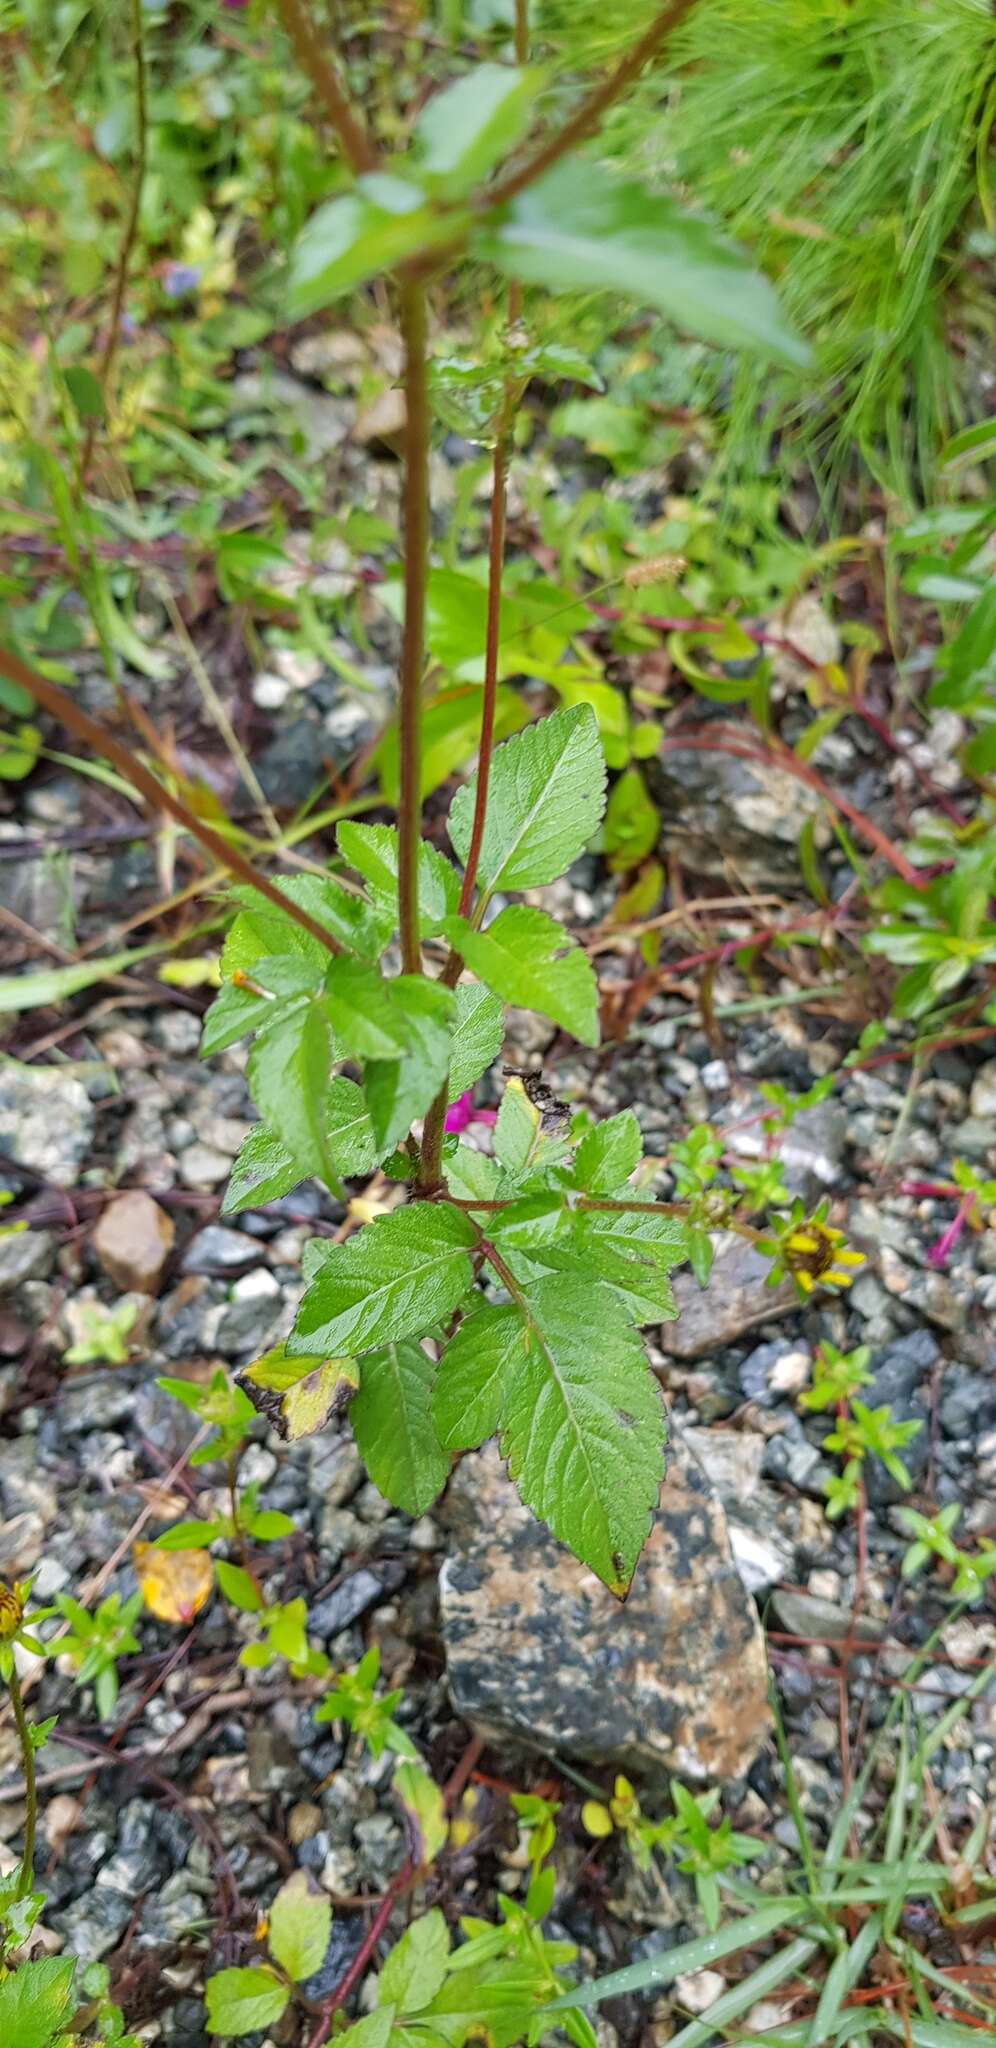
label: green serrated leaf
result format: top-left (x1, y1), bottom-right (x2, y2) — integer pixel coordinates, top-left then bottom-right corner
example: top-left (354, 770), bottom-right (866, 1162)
top-left (378, 1907), bottom-right (450, 2013)
top-left (222, 1077), bottom-right (376, 1216)
top-left (267, 1870), bottom-right (332, 1984)
top-left (448, 982), bottom-right (504, 1102)
top-left (445, 907), bottom-right (599, 1046)
top-left (323, 959), bottom-right (411, 1060)
top-left (493, 1076), bottom-right (540, 1176)
top-left (414, 65), bottom-right (540, 198)
top-left (498, 1275), bottom-right (666, 1593)
top-left (289, 1204), bottom-right (477, 1358)
top-left (205, 1966), bottom-right (289, 2037)
top-left (335, 2011), bottom-right (396, 2048)
top-left (225, 873), bottom-right (388, 968)
top-left (433, 1301), bottom-right (528, 1449)
top-left (351, 1340), bottom-right (451, 1515)
top-left (288, 181), bottom-right (468, 321)
top-left (448, 705), bottom-right (606, 895)
top-left (0, 1955), bottom-right (76, 2048)
top-left (476, 157), bottom-right (812, 369)
top-left (238, 1341), bottom-right (359, 1441)
top-left (247, 1002), bottom-right (338, 1189)
top-left (364, 977), bottom-right (455, 1154)
top-left (573, 1110), bottom-right (642, 1193)
top-left (338, 821), bottom-right (460, 938)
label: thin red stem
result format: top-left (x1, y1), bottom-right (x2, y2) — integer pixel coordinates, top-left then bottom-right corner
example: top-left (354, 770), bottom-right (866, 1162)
top-left (397, 277), bottom-right (429, 977)
top-left (276, 0), bottom-right (377, 174)
top-left (484, 0), bottom-right (698, 209)
top-left (0, 647), bottom-right (342, 956)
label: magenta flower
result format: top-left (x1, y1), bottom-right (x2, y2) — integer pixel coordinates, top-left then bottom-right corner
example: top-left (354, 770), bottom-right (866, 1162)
top-left (444, 1091), bottom-right (497, 1136)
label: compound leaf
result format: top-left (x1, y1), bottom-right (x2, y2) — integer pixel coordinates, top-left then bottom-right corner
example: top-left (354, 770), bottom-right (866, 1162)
top-left (351, 1340), bottom-right (450, 1515)
top-left (433, 1301), bottom-right (527, 1449)
top-left (338, 821), bottom-right (460, 939)
top-left (289, 1204), bottom-right (477, 1357)
top-left (447, 982), bottom-right (504, 1102)
top-left (499, 1275), bottom-right (665, 1593)
top-left (573, 1109), bottom-right (642, 1193)
top-left (444, 907), bottom-right (599, 1046)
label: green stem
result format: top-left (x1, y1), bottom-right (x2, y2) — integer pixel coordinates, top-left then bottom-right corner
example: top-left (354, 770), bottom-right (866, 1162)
top-left (397, 275), bottom-right (429, 980)
top-left (81, 0), bottom-right (146, 483)
top-left (8, 1664), bottom-right (37, 1898)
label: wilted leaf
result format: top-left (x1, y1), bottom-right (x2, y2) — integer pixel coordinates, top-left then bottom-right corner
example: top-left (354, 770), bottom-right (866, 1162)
top-left (135, 1543), bottom-right (213, 1624)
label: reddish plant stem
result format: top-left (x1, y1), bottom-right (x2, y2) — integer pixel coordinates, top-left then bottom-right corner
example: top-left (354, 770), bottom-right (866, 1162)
top-left (0, 646), bottom-right (343, 956)
top-left (276, 0), bottom-right (377, 174)
top-left (658, 725), bottom-right (923, 885)
top-left (306, 1865), bottom-right (412, 2048)
top-left (397, 275), bottom-right (430, 977)
top-left (485, 0), bottom-right (698, 209)
top-left (81, 0), bottom-right (146, 483)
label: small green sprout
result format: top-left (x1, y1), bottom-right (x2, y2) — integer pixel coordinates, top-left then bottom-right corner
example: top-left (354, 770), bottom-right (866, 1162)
top-left (64, 1297), bottom-right (138, 1366)
top-left (314, 1645), bottom-right (417, 1759)
top-left (54, 1590), bottom-right (142, 1721)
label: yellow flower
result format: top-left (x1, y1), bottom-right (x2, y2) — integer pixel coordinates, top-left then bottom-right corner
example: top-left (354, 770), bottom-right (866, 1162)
top-left (0, 1580), bottom-right (26, 1640)
top-left (784, 1224), bottom-right (864, 1293)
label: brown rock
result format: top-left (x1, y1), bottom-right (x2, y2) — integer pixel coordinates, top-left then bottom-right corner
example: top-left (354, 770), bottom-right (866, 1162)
top-left (439, 1428), bottom-right (770, 1786)
top-left (91, 1190), bottom-right (174, 1295)
top-left (657, 1233), bottom-right (797, 1359)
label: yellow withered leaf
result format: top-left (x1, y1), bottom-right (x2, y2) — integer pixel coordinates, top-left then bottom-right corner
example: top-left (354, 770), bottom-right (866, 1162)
top-left (135, 1542), bottom-right (213, 1624)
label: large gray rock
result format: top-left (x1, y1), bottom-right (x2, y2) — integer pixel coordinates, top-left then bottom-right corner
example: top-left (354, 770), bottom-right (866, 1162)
top-left (439, 1429), bottom-right (770, 1786)
top-left (658, 1234), bottom-right (797, 1360)
top-left (0, 1060), bottom-right (94, 1186)
top-left (647, 743), bottom-right (830, 886)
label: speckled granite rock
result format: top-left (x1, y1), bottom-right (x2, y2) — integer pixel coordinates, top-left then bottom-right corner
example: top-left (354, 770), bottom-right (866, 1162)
top-left (0, 1059), bottom-right (94, 1186)
top-left (439, 1427), bottom-right (770, 1785)
top-left (657, 1234), bottom-right (797, 1359)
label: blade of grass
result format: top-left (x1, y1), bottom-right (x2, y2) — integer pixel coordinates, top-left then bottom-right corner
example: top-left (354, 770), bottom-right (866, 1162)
top-left (668, 1934), bottom-right (822, 2048)
top-left (547, 1902), bottom-right (808, 2011)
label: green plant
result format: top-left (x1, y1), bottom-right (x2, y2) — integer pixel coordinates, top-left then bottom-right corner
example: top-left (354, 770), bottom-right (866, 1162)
top-left (54, 1590), bottom-right (142, 1722)
top-left (315, 1645), bottom-right (417, 1761)
top-left (582, 1774), bottom-right (755, 1927)
top-left (206, 1869), bottom-right (332, 2038)
top-left (62, 1298), bottom-right (138, 1367)
top-left (899, 1503), bottom-right (996, 1602)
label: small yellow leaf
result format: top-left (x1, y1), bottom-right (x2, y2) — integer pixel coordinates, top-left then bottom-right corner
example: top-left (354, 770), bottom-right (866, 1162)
top-left (135, 1543), bottom-right (213, 1624)
top-left (581, 1800), bottom-right (613, 1839)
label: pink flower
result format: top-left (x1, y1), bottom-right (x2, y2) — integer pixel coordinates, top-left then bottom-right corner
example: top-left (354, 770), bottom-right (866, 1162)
top-left (444, 1091), bottom-right (497, 1135)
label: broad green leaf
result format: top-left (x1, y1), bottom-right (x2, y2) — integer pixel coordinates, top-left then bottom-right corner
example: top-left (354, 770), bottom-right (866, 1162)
top-left (433, 1301), bottom-right (527, 1449)
top-left (0, 1955), bottom-right (76, 2048)
top-left (493, 1076), bottom-right (540, 1176)
top-left (394, 1762), bottom-right (448, 1866)
top-left (247, 1003), bottom-right (337, 1187)
top-left (446, 907), bottom-right (599, 1047)
top-left (338, 821), bottom-right (460, 938)
top-left (267, 1871), bottom-right (332, 1984)
top-left (222, 1078), bottom-right (375, 1215)
top-left (377, 568), bottom-right (590, 684)
top-left (323, 959), bottom-right (411, 1060)
top-left (414, 65), bottom-right (540, 197)
top-left (364, 978), bottom-right (455, 1154)
top-left (541, 1217), bottom-right (680, 1322)
top-left (350, 1340), bottom-right (451, 1515)
top-left (443, 1140), bottom-right (504, 1202)
top-left (499, 1275), bottom-right (665, 1592)
top-left (448, 705), bottom-right (606, 894)
top-left (201, 976), bottom-right (290, 1058)
top-left (288, 178), bottom-right (468, 320)
top-left (476, 158), bottom-right (811, 369)
top-left (378, 1907), bottom-right (450, 2013)
top-left (334, 2013), bottom-right (395, 2048)
top-left (289, 1203), bottom-right (477, 1357)
top-left (547, 1901), bottom-right (807, 2009)
top-left (448, 982), bottom-right (504, 1101)
top-left (419, 1959), bottom-right (543, 2047)
top-left (226, 874), bottom-right (390, 967)
top-left (573, 1109), bottom-right (642, 1193)
top-left (205, 1966), bottom-right (289, 2036)
top-left (490, 1190), bottom-right (567, 1249)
